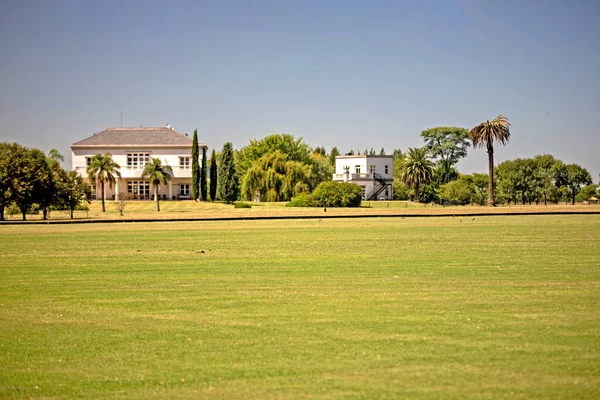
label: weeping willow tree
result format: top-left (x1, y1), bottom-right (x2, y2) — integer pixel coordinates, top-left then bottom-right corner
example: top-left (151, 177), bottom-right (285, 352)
top-left (241, 151), bottom-right (311, 202)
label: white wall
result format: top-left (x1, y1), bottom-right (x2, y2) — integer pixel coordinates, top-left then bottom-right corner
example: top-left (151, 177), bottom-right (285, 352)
top-left (71, 146), bottom-right (204, 200)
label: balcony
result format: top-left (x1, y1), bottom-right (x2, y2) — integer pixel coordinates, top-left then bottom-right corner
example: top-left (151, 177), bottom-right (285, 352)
top-left (333, 173), bottom-right (393, 182)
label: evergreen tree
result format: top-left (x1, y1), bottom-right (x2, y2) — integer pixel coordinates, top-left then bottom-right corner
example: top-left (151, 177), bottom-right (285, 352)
top-left (191, 130), bottom-right (200, 200)
top-left (218, 142), bottom-right (238, 203)
top-left (200, 146), bottom-right (207, 201)
top-left (209, 149), bottom-right (217, 201)
top-left (329, 146), bottom-right (340, 165)
top-left (380, 147), bottom-right (386, 156)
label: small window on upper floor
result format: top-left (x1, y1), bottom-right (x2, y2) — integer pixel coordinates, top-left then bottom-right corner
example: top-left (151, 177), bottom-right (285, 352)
top-left (355, 165), bottom-right (361, 174)
top-left (86, 157), bottom-right (92, 166)
top-left (179, 157), bottom-right (191, 169)
top-left (370, 165), bottom-right (376, 174)
top-left (385, 165), bottom-right (389, 174)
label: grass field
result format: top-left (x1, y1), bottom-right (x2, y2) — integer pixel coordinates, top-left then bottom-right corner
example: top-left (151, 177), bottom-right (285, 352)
top-left (1, 215), bottom-right (599, 399)
top-left (3, 199), bottom-right (600, 221)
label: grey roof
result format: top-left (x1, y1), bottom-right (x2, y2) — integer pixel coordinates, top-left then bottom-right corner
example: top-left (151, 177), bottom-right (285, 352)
top-left (72, 127), bottom-right (202, 147)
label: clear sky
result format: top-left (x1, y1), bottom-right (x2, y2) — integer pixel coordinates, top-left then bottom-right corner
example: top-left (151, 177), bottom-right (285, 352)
top-left (1, 0), bottom-right (599, 180)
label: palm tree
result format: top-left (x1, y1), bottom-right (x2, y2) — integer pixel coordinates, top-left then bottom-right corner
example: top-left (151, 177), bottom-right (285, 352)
top-left (469, 115), bottom-right (511, 206)
top-left (141, 158), bottom-right (171, 212)
top-left (397, 147), bottom-right (435, 202)
top-left (87, 153), bottom-right (121, 212)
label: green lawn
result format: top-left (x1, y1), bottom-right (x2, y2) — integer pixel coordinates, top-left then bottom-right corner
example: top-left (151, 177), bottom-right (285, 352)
top-left (1, 216), bottom-right (599, 399)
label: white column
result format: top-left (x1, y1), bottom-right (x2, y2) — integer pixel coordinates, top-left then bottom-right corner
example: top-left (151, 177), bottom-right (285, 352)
top-left (168, 181), bottom-right (173, 200)
top-left (115, 180), bottom-right (119, 200)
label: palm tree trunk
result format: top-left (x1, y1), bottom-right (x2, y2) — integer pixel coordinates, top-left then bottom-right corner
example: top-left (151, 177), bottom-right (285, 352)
top-left (487, 142), bottom-right (494, 206)
top-left (101, 182), bottom-right (106, 212)
top-left (155, 185), bottom-right (160, 212)
top-left (415, 181), bottom-right (420, 203)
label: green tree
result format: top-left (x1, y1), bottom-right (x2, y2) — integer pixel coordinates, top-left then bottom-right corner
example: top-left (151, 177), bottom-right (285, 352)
top-left (192, 130), bottom-right (200, 201)
top-left (236, 134), bottom-right (311, 176)
top-left (241, 151), bottom-right (311, 202)
top-left (308, 153), bottom-right (334, 191)
top-left (472, 173), bottom-right (489, 206)
top-left (397, 147), bottom-right (435, 202)
top-left (38, 149), bottom-right (65, 219)
top-left (533, 154), bottom-right (560, 205)
top-left (379, 147), bottom-right (386, 156)
top-left (329, 146), bottom-right (340, 166)
top-left (392, 149), bottom-right (403, 160)
top-left (218, 142), bottom-right (239, 203)
top-left (0, 142), bottom-right (24, 220)
top-left (12, 147), bottom-right (54, 220)
top-left (209, 149), bottom-right (218, 201)
top-left (200, 146), bottom-right (207, 201)
top-left (576, 184), bottom-right (599, 202)
top-left (312, 181), bottom-right (363, 207)
top-left (438, 179), bottom-right (472, 205)
top-left (87, 153), bottom-right (121, 213)
top-left (469, 115), bottom-right (511, 206)
top-left (555, 163), bottom-right (592, 204)
top-left (420, 127), bottom-right (470, 181)
top-left (141, 158), bottom-right (171, 212)
top-left (312, 146), bottom-right (327, 157)
top-left (56, 169), bottom-right (92, 219)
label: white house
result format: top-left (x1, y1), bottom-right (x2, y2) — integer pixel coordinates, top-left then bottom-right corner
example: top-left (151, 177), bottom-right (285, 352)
top-left (71, 126), bottom-right (206, 201)
top-left (332, 155), bottom-right (394, 200)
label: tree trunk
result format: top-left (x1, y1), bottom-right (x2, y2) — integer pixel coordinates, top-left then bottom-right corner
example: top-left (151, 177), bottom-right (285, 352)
top-left (487, 142), bottom-right (494, 206)
top-left (70, 208), bottom-right (74, 219)
top-left (22, 210), bottom-right (26, 221)
top-left (155, 186), bottom-right (160, 212)
top-left (0, 204), bottom-right (4, 221)
top-left (101, 181), bottom-right (106, 212)
top-left (414, 181), bottom-right (420, 203)
top-left (43, 207), bottom-right (48, 220)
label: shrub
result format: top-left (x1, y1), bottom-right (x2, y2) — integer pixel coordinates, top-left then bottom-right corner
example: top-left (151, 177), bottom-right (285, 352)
top-left (286, 194), bottom-right (316, 207)
top-left (438, 180), bottom-right (472, 205)
top-left (234, 202), bottom-right (252, 209)
top-left (312, 181), bottom-right (362, 207)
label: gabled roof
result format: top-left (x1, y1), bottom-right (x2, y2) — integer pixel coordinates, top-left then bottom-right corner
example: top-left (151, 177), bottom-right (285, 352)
top-left (72, 127), bottom-right (202, 147)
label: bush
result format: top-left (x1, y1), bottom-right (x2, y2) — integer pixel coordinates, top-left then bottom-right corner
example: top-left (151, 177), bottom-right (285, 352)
top-left (438, 180), bottom-right (472, 205)
top-left (312, 181), bottom-right (362, 207)
top-left (234, 202), bottom-right (252, 209)
top-left (286, 194), bottom-right (316, 207)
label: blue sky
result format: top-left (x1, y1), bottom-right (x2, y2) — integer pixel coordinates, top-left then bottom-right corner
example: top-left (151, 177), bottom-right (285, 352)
top-left (1, 0), bottom-right (599, 179)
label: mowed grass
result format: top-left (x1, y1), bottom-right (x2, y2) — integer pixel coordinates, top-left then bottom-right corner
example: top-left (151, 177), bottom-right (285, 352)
top-left (0, 216), bottom-right (599, 399)
top-left (4, 199), bottom-right (599, 221)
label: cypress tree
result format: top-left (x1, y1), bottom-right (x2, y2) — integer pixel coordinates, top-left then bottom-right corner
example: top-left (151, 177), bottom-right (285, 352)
top-left (200, 146), bottom-right (207, 201)
top-left (191, 130), bottom-right (200, 200)
top-left (209, 149), bottom-right (217, 201)
top-left (218, 142), bottom-right (238, 203)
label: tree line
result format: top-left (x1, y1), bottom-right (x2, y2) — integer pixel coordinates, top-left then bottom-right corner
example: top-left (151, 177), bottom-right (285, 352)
top-left (0, 143), bottom-right (91, 220)
top-left (392, 116), bottom-right (597, 206)
top-left (2, 115), bottom-right (598, 220)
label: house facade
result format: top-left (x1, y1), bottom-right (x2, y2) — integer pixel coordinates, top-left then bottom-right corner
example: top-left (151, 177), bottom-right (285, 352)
top-left (71, 126), bottom-right (206, 201)
top-left (332, 155), bottom-right (394, 200)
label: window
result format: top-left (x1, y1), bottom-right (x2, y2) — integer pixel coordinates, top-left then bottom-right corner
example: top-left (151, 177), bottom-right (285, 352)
top-left (179, 157), bottom-right (191, 169)
top-left (127, 181), bottom-right (151, 199)
top-left (361, 186), bottom-right (366, 199)
top-left (385, 165), bottom-right (389, 174)
top-left (385, 188), bottom-right (389, 198)
top-left (86, 157), bottom-right (92, 166)
top-left (370, 165), bottom-right (376, 174)
top-left (127, 153), bottom-right (150, 169)
top-left (180, 184), bottom-right (190, 196)
top-left (355, 165), bottom-right (361, 174)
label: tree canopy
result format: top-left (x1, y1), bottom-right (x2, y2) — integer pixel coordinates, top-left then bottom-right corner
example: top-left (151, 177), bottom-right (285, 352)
top-left (420, 127), bottom-right (470, 173)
